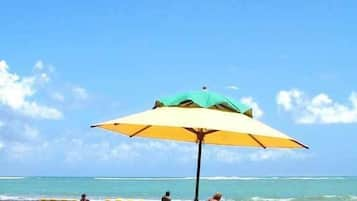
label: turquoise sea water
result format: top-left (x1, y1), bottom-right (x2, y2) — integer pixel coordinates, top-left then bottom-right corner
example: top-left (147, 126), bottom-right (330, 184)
top-left (0, 177), bottom-right (356, 201)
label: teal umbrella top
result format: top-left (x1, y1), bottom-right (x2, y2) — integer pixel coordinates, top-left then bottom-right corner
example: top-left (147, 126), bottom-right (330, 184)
top-left (154, 89), bottom-right (253, 117)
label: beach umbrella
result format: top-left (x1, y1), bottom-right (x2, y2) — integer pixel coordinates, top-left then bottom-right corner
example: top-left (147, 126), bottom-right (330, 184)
top-left (91, 88), bottom-right (308, 201)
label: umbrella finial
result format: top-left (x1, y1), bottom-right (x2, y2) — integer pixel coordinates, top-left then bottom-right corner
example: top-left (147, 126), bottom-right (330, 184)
top-left (202, 86), bottom-right (207, 91)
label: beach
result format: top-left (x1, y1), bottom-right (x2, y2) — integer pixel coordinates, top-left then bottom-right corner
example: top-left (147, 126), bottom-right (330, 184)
top-left (0, 177), bottom-right (356, 201)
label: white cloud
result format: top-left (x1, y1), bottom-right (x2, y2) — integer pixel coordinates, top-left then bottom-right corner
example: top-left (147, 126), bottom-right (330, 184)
top-left (63, 140), bottom-right (306, 164)
top-left (277, 89), bottom-right (357, 124)
top-left (0, 121), bottom-right (49, 160)
top-left (0, 141), bottom-right (4, 151)
top-left (0, 60), bottom-right (62, 119)
top-left (8, 142), bottom-right (33, 159)
top-left (23, 125), bottom-right (39, 140)
top-left (249, 149), bottom-right (309, 161)
top-left (63, 140), bottom-right (164, 163)
top-left (21, 102), bottom-right (62, 119)
top-left (0, 121), bottom-right (41, 145)
top-left (34, 60), bottom-right (44, 71)
top-left (276, 89), bottom-right (303, 111)
top-left (240, 97), bottom-right (264, 119)
top-left (204, 147), bottom-right (308, 163)
top-left (39, 73), bottom-right (50, 83)
top-left (205, 148), bottom-right (242, 163)
top-left (48, 65), bottom-right (55, 73)
top-left (226, 85), bottom-right (239, 90)
top-left (0, 61), bottom-right (34, 109)
top-left (0, 126), bottom-right (310, 164)
top-left (0, 59), bottom-right (97, 162)
top-left (51, 92), bottom-right (65, 102)
top-left (2, 140), bottom-right (49, 160)
top-left (59, 139), bottom-right (195, 164)
top-left (33, 60), bottom-right (51, 83)
top-left (72, 86), bottom-right (88, 100)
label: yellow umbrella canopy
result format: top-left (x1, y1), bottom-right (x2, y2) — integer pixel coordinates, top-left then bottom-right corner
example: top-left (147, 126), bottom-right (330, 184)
top-left (91, 90), bottom-right (308, 201)
top-left (92, 107), bottom-right (306, 149)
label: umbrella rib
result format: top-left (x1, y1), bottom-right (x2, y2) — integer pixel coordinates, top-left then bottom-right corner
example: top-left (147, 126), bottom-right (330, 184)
top-left (248, 134), bottom-right (266, 149)
top-left (202, 129), bottom-right (219, 135)
top-left (129, 125), bottom-right (152, 137)
top-left (183, 128), bottom-right (218, 135)
top-left (184, 127), bottom-right (219, 143)
top-left (184, 127), bottom-right (199, 134)
top-left (180, 100), bottom-right (194, 107)
top-left (290, 139), bottom-right (309, 149)
top-left (218, 103), bottom-right (237, 113)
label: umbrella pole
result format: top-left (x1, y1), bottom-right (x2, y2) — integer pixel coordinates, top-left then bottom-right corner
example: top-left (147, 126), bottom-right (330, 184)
top-left (194, 138), bottom-right (203, 201)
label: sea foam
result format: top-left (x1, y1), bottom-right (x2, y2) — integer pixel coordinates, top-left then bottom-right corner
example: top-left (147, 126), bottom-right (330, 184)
top-left (0, 177), bottom-right (25, 180)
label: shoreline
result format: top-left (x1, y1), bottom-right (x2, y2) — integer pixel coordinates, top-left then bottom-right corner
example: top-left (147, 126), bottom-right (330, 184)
top-left (1, 195), bottom-right (357, 201)
top-left (1, 177), bottom-right (356, 201)
top-left (0, 176), bottom-right (353, 180)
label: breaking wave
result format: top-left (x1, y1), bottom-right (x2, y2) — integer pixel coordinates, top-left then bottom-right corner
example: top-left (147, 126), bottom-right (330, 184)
top-left (0, 177), bottom-right (25, 180)
top-left (2, 195), bottom-right (357, 201)
top-left (94, 176), bottom-right (346, 181)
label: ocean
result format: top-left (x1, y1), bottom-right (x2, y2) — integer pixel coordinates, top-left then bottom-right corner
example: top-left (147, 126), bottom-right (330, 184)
top-left (0, 177), bottom-right (356, 201)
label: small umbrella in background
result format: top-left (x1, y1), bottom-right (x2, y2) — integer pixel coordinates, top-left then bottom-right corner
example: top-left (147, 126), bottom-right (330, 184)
top-left (91, 88), bottom-right (308, 201)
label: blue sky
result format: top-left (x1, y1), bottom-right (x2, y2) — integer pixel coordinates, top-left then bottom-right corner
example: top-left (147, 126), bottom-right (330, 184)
top-left (0, 0), bottom-right (356, 176)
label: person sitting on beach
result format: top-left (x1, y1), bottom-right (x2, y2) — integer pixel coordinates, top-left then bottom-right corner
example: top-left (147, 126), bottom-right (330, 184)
top-left (161, 191), bottom-right (171, 201)
top-left (80, 193), bottom-right (90, 201)
top-left (208, 192), bottom-right (222, 201)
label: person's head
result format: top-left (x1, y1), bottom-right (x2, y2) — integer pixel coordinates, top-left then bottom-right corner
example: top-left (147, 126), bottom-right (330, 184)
top-left (81, 194), bottom-right (86, 199)
top-left (165, 191), bottom-right (170, 197)
top-left (213, 192), bottom-right (222, 201)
